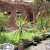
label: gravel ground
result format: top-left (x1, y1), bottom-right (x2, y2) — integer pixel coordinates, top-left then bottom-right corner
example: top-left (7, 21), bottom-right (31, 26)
top-left (24, 38), bottom-right (50, 50)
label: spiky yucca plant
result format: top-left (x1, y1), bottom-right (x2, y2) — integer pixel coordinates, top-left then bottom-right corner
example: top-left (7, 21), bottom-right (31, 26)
top-left (15, 17), bottom-right (31, 43)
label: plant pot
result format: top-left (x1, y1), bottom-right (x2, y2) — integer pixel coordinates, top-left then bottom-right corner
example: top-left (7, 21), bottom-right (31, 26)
top-left (30, 41), bottom-right (37, 46)
top-left (34, 40), bottom-right (40, 43)
top-left (33, 36), bottom-right (41, 43)
top-left (23, 43), bottom-right (31, 49)
top-left (18, 44), bottom-right (24, 50)
top-left (22, 39), bottom-right (31, 49)
top-left (42, 35), bottom-right (47, 40)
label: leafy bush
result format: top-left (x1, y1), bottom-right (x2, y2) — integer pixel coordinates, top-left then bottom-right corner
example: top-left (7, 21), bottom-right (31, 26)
top-left (28, 26), bottom-right (38, 33)
top-left (0, 32), bottom-right (17, 45)
top-left (0, 34), bottom-right (8, 44)
top-left (0, 12), bottom-right (8, 27)
top-left (36, 16), bottom-right (46, 30)
top-left (0, 26), bottom-right (5, 32)
top-left (33, 36), bottom-right (40, 43)
top-left (47, 28), bottom-right (50, 32)
top-left (41, 34), bottom-right (47, 40)
top-left (46, 17), bottom-right (50, 28)
top-left (15, 17), bottom-right (32, 42)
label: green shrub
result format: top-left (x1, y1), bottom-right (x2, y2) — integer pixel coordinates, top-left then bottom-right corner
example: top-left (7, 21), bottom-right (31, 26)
top-left (33, 35), bottom-right (40, 43)
top-left (46, 17), bottom-right (50, 28)
top-left (36, 16), bottom-right (46, 30)
top-left (0, 26), bottom-right (5, 32)
top-left (28, 26), bottom-right (38, 33)
top-left (0, 34), bottom-right (8, 44)
top-left (0, 12), bottom-right (8, 27)
top-left (47, 28), bottom-right (50, 32)
top-left (15, 17), bottom-right (32, 42)
top-left (0, 32), bottom-right (17, 45)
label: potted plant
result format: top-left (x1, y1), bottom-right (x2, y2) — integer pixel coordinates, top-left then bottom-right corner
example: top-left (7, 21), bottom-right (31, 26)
top-left (33, 36), bottom-right (41, 43)
top-left (41, 29), bottom-right (47, 40)
top-left (30, 40), bottom-right (37, 46)
top-left (22, 39), bottom-right (31, 49)
top-left (39, 35), bottom-right (43, 41)
top-left (41, 34), bottom-right (47, 40)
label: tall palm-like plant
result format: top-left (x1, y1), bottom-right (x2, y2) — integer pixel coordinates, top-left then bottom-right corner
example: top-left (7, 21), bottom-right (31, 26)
top-left (15, 17), bottom-right (31, 42)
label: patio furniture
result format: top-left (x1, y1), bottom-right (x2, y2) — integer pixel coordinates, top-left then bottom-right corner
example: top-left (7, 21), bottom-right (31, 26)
top-left (0, 43), bottom-right (14, 50)
top-left (45, 42), bottom-right (50, 50)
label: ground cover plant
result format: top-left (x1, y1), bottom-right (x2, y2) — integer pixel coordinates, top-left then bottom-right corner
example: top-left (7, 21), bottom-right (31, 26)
top-left (0, 32), bottom-right (33, 45)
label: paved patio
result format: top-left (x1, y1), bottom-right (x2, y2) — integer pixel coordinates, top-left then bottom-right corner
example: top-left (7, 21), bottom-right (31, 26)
top-left (24, 38), bottom-right (50, 50)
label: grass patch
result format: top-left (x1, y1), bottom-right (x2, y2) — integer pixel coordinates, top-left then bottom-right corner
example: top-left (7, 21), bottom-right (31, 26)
top-left (22, 32), bottom-right (33, 41)
top-left (0, 31), bottom-right (33, 45)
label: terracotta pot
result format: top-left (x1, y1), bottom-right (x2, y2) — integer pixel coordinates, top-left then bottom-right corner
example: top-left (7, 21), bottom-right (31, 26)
top-left (18, 44), bottom-right (24, 50)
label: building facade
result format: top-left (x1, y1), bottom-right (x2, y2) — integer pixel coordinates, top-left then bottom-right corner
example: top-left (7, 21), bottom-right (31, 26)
top-left (0, 0), bottom-right (50, 27)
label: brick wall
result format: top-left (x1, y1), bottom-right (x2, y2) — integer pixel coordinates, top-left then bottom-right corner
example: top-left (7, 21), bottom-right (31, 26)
top-left (8, 4), bottom-right (29, 27)
top-left (0, 1), bottom-right (29, 27)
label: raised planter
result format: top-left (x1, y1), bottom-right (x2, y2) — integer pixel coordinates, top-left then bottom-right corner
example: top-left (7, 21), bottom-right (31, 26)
top-left (22, 39), bottom-right (31, 49)
top-left (23, 43), bottom-right (31, 49)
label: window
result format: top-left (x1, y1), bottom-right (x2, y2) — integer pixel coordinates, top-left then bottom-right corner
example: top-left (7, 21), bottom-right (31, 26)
top-left (16, 10), bottom-right (22, 19)
top-left (23, 0), bottom-right (32, 2)
top-left (29, 13), bottom-right (33, 22)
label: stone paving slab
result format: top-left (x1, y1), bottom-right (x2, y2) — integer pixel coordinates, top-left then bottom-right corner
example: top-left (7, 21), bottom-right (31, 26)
top-left (24, 38), bottom-right (50, 50)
